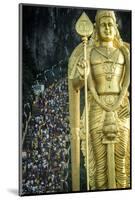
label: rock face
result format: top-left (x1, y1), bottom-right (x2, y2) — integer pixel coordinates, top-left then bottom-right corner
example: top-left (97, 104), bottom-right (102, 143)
top-left (22, 5), bottom-right (131, 71)
top-left (21, 5), bottom-right (131, 102)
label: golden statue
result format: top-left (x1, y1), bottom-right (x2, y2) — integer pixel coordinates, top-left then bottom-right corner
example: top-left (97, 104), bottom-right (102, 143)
top-left (68, 10), bottom-right (130, 191)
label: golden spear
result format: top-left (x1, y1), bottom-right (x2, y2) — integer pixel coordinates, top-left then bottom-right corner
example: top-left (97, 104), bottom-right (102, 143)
top-left (75, 12), bottom-right (93, 191)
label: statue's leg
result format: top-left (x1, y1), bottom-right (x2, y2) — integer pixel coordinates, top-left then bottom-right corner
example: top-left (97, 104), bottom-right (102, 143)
top-left (115, 127), bottom-right (129, 188)
top-left (89, 105), bottom-right (107, 189)
top-left (91, 130), bottom-right (107, 189)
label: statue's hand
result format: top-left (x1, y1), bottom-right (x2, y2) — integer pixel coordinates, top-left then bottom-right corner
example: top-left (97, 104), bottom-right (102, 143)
top-left (101, 104), bottom-right (111, 112)
top-left (110, 98), bottom-right (123, 111)
top-left (111, 104), bottom-right (120, 111)
top-left (77, 58), bottom-right (90, 79)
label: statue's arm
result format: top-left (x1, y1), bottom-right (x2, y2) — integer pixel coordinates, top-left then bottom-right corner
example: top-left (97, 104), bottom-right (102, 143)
top-left (111, 45), bottom-right (130, 111)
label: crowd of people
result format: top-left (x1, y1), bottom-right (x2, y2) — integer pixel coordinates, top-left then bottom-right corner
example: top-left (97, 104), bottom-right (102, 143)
top-left (22, 78), bottom-right (71, 195)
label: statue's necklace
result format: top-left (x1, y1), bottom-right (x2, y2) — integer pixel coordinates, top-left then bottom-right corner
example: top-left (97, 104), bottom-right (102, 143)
top-left (95, 46), bottom-right (118, 60)
top-left (95, 47), bottom-right (119, 84)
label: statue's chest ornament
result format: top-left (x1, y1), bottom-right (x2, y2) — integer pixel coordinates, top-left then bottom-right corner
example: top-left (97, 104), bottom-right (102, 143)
top-left (95, 48), bottom-right (120, 81)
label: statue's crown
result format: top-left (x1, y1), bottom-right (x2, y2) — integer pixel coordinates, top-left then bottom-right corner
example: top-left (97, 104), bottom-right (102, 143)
top-left (95, 10), bottom-right (116, 24)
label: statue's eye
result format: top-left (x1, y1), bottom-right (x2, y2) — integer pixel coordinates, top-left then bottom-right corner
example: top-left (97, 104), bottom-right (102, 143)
top-left (100, 23), bottom-right (106, 27)
top-left (108, 23), bottom-right (113, 27)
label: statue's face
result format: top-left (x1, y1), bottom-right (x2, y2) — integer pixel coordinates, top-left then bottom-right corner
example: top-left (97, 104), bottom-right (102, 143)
top-left (99, 16), bottom-right (116, 42)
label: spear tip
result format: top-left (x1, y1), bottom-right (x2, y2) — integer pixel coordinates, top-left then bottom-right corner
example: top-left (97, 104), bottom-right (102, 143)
top-left (75, 12), bottom-right (93, 37)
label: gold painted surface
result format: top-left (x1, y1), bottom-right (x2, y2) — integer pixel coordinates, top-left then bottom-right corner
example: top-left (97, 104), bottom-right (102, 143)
top-left (68, 10), bottom-right (130, 191)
